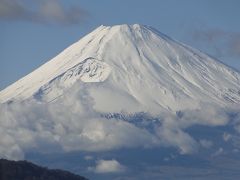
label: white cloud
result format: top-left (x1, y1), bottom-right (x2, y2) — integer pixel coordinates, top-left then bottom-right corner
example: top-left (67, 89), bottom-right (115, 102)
top-left (0, 83), bottom-right (239, 160)
top-left (156, 125), bottom-right (198, 154)
top-left (89, 159), bottom-right (126, 173)
top-left (84, 155), bottom-right (93, 161)
top-left (212, 147), bottom-right (224, 157)
top-left (223, 132), bottom-right (232, 142)
top-left (0, 0), bottom-right (88, 25)
top-left (199, 139), bottom-right (213, 148)
top-left (0, 91), bottom-right (158, 159)
top-left (0, 132), bottom-right (24, 160)
top-left (57, 117), bottom-right (157, 152)
top-left (174, 103), bottom-right (230, 128)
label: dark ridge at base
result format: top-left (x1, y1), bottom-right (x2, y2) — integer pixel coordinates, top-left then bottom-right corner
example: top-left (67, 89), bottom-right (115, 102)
top-left (0, 159), bottom-right (88, 180)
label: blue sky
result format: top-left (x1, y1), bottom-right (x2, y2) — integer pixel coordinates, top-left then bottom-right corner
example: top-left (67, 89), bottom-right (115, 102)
top-left (0, 0), bottom-right (240, 90)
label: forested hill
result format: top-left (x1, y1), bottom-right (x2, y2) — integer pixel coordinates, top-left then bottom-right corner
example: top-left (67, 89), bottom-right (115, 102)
top-left (0, 159), bottom-right (88, 180)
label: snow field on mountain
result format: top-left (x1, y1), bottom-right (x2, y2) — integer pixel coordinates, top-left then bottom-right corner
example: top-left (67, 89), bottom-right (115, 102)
top-left (1, 24), bottom-right (239, 114)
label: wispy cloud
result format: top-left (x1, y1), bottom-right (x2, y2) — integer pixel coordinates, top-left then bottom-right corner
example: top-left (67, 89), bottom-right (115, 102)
top-left (191, 28), bottom-right (240, 58)
top-left (0, 0), bottom-right (88, 25)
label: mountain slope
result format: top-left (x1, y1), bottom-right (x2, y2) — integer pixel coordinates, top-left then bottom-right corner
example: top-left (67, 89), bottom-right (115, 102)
top-left (0, 24), bottom-right (240, 113)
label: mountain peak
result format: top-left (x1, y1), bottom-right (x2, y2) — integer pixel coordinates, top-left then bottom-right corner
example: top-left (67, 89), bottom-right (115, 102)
top-left (93, 24), bottom-right (157, 38)
top-left (98, 23), bottom-right (146, 29)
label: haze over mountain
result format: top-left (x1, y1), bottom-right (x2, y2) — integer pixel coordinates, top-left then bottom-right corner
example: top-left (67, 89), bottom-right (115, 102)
top-left (1, 24), bottom-right (240, 179)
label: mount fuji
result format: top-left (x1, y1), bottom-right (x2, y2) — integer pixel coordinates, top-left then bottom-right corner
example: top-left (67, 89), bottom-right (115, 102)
top-left (0, 24), bottom-right (240, 115)
top-left (1, 24), bottom-right (240, 179)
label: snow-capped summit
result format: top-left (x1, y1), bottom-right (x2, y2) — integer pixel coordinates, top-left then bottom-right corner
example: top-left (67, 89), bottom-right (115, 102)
top-left (0, 24), bottom-right (240, 113)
